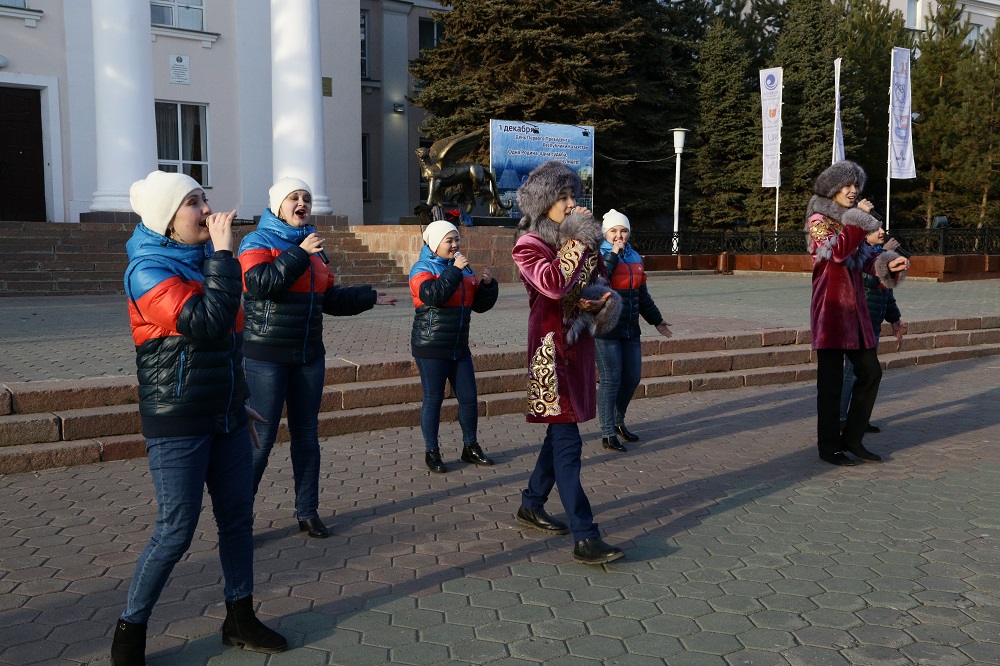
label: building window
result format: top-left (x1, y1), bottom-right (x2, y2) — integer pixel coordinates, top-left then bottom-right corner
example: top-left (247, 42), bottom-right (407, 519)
top-left (419, 17), bottom-right (444, 52)
top-left (155, 101), bottom-right (209, 185)
top-left (0, 1), bottom-right (28, 8)
top-left (362, 134), bottom-right (371, 202)
top-left (966, 23), bottom-right (982, 45)
top-left (906, 0), bottom-right (921, 30)
top-left (361, 10), bottom-right (369, 79)
top-left (151, 0), bottom-right (204, 31)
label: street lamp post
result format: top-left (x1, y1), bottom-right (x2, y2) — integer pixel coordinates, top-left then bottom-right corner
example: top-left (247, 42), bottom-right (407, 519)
top-left (671, 128), bottom-right (688, 253)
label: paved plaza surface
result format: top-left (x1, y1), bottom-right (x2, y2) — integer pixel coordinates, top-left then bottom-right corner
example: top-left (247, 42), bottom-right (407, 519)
top-left (1, 274), bottom-right (1000, 665)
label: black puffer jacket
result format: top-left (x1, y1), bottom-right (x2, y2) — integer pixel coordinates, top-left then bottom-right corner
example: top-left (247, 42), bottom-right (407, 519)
top-left (125, 224), bottom-right (249, 438)
top-left (598, 246), bottom-right (664, 339)
top-left (239, 210), bottom-right (377, 364)
top-left (408, 246), bottom-right (498, 359)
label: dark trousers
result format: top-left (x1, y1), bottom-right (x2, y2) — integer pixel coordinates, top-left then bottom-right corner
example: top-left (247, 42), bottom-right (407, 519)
top-left (816, 347), bottom-right (882, 455)
top-left (414, 355), bottom-right (479, 452)
top-left (521, 423), bottom-right (599, 542)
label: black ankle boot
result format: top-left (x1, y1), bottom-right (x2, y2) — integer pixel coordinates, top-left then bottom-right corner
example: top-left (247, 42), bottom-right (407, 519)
top-left (221, 596), bottom-right (288, 654)
top-left (461, 442), bottom-right (494, 465)
top-left (602, 435), bottom-right (627, 452)
top-left (425, 448), bottom-right (448, 473)
top-left (110, 619), bottom-right (147, 666)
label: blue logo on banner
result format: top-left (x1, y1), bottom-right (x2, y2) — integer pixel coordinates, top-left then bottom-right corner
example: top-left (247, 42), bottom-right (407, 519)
top-left (764, 74), bottom-right (778, 91)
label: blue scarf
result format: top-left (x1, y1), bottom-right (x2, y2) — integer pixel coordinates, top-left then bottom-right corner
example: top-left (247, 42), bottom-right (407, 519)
top-left (600, 239), bottom-right (642, 264)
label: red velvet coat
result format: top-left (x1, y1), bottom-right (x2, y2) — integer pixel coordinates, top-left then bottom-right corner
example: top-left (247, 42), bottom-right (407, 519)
top-left (808, 210), bottom-right (902, 350)
top-left (513, 232), bottom-right (607, 423)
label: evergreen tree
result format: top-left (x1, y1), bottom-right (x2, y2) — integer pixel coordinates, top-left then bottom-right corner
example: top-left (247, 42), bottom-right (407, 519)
top-left (770, 0), bottom-right (843, 229)
top-left (691, 21), bottom-right (763, 228)
top-left (910, 0), bottom-right (974, 227)
top-left (953, 21), bottom-right (1000, 228)
top-left (837, 0), bottom-right (913, 214)
top-left (409, 0), bottom-right (699, 221)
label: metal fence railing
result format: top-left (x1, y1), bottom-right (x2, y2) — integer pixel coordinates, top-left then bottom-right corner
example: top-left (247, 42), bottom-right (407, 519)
top-left (633, 228), bottom-right (1000, 256)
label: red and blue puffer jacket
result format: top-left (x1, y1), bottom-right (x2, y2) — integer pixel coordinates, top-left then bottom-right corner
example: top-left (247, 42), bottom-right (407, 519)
top-left (408, 245), bottom-right (498, 359)
top-left (239, 209), bottom-right (376, 365)
top-left (599, 241), bottom-right (664, 339)
top-left (124, 222), bottom-right (249, 438)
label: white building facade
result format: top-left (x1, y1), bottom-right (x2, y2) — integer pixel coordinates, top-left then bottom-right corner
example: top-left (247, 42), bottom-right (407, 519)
top-left (1, 0), bottom-right (998, 226)
top-left (0, 0), bottom-right (442, 225)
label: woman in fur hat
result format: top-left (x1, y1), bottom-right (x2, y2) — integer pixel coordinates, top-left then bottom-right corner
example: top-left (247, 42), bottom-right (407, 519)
top-left (115, 171), bottom-right (286, 664)
top-left (239, 178), bottom-right (397, 539)
top-left (511, 160), bottom-right (625, 565)
top-left (806, 160), bottom-right (909, 466)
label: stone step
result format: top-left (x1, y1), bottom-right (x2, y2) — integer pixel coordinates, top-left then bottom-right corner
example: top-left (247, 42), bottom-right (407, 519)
top-left (4, 338), bottom-right (1000, 472)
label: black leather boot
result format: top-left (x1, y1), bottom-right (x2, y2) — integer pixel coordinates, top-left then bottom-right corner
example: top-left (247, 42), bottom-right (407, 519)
top-left (573, 537), bottom-right (625, 564)
top-left (110, 619), bottom-right (146, 666)
top-left (461, 442), bottom-right (494, 465)
top-left (221, 596), bottom-right (288, 654)
top-left (615, 424), bottom-right (640, 442)
top-left (425, 448), bottom-right (448, 473)
top-left (516, 507), bottom-right (569, 534)
top-left (297, 516), bottom-right (330, 538)
top-left (602, 435), bottom-right (627, 452)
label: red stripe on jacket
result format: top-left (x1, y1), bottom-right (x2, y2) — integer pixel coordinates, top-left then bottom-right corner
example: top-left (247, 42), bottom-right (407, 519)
top-left (409, 271), bottom-right (479, 307)
top-left (239, 247), bottom-right (335, 294)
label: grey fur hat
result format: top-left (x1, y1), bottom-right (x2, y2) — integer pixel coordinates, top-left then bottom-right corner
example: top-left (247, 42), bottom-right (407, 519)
top-left (813, 160), bottom-right (867, 198)
top-left (516, 161), bottom-right (582, 224)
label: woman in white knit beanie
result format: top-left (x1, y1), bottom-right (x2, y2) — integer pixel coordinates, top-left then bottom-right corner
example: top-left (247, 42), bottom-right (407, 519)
top-left (114, 171), bottom-right (286, 664)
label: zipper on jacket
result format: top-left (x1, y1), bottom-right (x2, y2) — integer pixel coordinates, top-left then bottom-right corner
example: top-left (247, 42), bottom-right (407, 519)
top-left (426, 310), bottom-right (435, 336)
top-left (303, 261), bottom-right (315, 360)
top-left (261, 301), bottom-right (272, 334)
top-left (176, 351), bottom-right (186, 397)
top-left (625, 262), bottom-right (635, 339)
top-left (454, 279), bottom-right (466, 359)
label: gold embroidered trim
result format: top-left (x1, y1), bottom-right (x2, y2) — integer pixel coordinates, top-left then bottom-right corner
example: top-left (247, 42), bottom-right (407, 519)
top-left (810, 217), bottom-right (843, 242)
top-left (527, 332), bottom-right (560, 417)
top-left (563, 252), bottom-right (597, 320)
top-left (557, 239), bottom-right (585, 283)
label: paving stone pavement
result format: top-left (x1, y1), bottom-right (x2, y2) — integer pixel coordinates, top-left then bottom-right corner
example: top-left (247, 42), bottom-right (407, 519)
top-left (1, 350), bottom-right (1000, 665)
top-left (2, 274), bottom-right (1000, 664)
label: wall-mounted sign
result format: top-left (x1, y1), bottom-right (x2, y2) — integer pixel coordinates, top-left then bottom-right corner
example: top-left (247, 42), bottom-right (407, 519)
top-left (169, 54), bottom-right (190, 85)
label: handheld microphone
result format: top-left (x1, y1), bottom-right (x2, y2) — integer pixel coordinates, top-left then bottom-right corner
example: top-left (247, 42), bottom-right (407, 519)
top-left (318, 249), bottom-right (329, 264)
top-left (233, 218), bottom-right (258, 226)
top-left (885, 236), bottom-right (911, 258)
top-left (869, 209), bottom-right (884, 223)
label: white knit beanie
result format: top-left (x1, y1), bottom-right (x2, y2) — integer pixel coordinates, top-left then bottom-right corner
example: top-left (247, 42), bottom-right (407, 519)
top-left (268, 177), bottom-right (312, 216)
top-left (129, 171), bottom-right (202, 236)
top-left (422, 220), bottom-right (459, 254)
top-left (602, 209), bottom-right (631, 234)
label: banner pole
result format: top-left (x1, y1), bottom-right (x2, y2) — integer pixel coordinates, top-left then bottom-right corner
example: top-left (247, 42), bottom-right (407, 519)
top-left (886, 48), bottom-right (893, 231)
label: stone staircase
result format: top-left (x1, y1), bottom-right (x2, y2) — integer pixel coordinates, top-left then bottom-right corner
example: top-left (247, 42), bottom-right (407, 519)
top-left (0, 221), bottom-right (408, 296)
top-left (1, 316), bottom-right (997, 473)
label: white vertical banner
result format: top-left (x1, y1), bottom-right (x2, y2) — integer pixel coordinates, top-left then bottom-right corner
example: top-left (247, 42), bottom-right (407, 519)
top-left (832, 58), bottom-right (845, 164)
top-left (759, 67), bottom-right (783, 188)
top-left (889, 47), bottom-right (916, 179)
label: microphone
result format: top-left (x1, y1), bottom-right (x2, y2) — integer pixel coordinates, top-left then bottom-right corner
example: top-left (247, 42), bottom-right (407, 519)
top-left (318, 249), bottom-right (329, 264)
top-left (233, 218), bottom-right (258, 226)
top-left (884, 236), bottom-right (911, 258)
top-left (869, 209), bottom-right (884, 223)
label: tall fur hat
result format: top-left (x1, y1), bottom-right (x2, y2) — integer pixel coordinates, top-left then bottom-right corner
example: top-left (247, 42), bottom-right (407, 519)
top-left (813, 160), bottom-right (867, 198)
top-left (516, 161), bottom-right (582, 224)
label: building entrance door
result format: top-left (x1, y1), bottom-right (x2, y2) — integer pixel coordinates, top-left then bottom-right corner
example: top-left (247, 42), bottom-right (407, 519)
top-left (0, 87), bottom-right (46, 221)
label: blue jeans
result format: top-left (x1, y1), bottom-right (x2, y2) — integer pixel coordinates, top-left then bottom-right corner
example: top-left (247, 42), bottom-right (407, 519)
top-left (522, 423), bottom-right (599, 542)
top-left (245, 356), bottom-right (325, 520)
top-left (595, 337), bottom-right (643, 437)
top-left (840, 330), bottom-right (881, 421)
top-left (414, 355), bottom-right (479, 452)
top-left (122, 427), bottom-right (255, 624)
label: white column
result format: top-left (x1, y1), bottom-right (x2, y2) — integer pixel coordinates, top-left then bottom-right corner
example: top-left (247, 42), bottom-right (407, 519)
top-left (235, 0), bottom-right (273, 218)
top-left (90, 0), bottom-right (157, 211)
top-left (380, 0), bottom-right (411, 224)
top-left (271, 0), bottom-right (331, 214)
